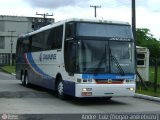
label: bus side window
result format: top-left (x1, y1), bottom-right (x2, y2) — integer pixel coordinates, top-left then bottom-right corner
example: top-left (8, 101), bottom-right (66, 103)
top-left (44, 30), bottom-right (51, 50)
top-left (23, 39), bottom-right (30, 53)
top-left (47, 25), bottom-right (63, 50)
top-left (31, 34), bottom-right (44, 52)
top-left (16, 39), bottom-right (23, 56)
top-left (65, 22), bottom-right (74, 39)
top-left (64, 41), bottom-right (76, 74)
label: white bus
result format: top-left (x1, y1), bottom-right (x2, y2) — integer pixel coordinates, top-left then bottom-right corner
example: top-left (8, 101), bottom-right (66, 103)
top-left (16, 18), bottom-right (136, 99)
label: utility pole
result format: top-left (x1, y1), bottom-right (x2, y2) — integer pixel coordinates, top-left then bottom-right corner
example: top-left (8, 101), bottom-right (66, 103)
top-left (36, 12), bottom-right (53, 19)
top-left (90, 5), bottom-right (101, 17)
top-left (132, 0), bottom-right (136, 40)
top-left (36, 12), bottom-right (54, 25)
top-left (8, 30), bottom-right (16, 66)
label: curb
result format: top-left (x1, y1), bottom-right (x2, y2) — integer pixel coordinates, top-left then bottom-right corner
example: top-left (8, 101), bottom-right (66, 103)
top-left (0, 68), bottom-right (10, 74)
top-left (0, 68), bottom-right (16, 76)
top-left (134, 93), bottom-right (160, 102)
top-left (11, 73), bottom-right (16, 76)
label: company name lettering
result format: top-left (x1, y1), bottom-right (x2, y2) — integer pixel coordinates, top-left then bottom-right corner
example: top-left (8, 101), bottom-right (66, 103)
top-left (43, 54), bottom-right (56, 60)
top-left (40, 53), bottom-right (56, 61)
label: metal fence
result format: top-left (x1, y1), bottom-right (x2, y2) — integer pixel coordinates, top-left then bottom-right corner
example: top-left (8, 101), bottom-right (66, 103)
top-left (0, 53), bottom-right (10, 66)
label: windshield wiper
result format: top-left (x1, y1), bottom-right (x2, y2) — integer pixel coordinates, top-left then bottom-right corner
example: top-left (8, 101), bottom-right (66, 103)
top-left (111, 55), bottom-right (125, 75)
top-left (109, 46), bottom-right (125, 75)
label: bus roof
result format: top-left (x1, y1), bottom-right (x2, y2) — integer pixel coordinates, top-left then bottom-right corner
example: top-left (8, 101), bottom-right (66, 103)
top-left (19, 18), bottom-right (130, 38)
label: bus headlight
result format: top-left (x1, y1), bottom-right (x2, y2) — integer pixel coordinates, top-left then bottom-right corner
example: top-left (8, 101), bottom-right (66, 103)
top-left (82, 88), bottom-right (92, 96)
top-left (83, 79), bottom-right (87, 82)
top-left (127, 87), bottom-right (135, 91)
top-left (77, 78), bottom-right (94, 83)
top-left (83, 79), bottom-right (93, 83)
top-left (88, 79), bottom-right (93, 83)
top-left (82, 88), bottom-right (92, 92)
top-left (77, 79), bottom-right (81, 83)
top-left (124, 80), bottom-right (135, 84)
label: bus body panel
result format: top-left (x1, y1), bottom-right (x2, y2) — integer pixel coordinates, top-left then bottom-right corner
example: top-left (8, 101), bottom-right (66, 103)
top-left (23, 51), bottom-right (63, 90)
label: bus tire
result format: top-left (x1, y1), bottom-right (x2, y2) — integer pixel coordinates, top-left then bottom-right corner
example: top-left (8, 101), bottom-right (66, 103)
top-left (25, 74), bottom-right (30, 87)
top-left (57, 80), bottom-right (65, 99)
top-left (21, 74), bottom-right (26, 86)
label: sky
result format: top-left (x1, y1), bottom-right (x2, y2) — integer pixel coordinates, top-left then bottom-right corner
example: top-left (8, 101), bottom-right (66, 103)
top-left (0, 0), bottom-right (159, 39)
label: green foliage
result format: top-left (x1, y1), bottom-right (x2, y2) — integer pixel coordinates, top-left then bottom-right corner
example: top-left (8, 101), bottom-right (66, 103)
top-left (136, 28), bottom-right (160, 59)
top-left (136, 28), bottom-right (160, 95)
top-left (136, 28), bottom-right (152, 45)
top-left (149, 66), bottom-right (160, 84)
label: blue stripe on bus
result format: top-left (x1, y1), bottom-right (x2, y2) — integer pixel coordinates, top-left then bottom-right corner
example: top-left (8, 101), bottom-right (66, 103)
top-left (82, 74), bottom-right (135, 80)
top-left (26, 53), bottom-right (52, 79)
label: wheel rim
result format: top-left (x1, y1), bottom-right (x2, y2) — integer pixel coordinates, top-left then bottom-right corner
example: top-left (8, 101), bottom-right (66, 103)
top-left (21, 75), bottom-right (25, 84)
top-left (58, 82), bottom-right (63, 95)
top-left (25, 75), bottom-right (28, 85)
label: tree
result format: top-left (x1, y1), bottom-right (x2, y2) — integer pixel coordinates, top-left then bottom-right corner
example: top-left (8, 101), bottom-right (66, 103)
top-left (136, 28), bottom-right (160, 59)
top-left (136, 28), bottom-right (160, 92)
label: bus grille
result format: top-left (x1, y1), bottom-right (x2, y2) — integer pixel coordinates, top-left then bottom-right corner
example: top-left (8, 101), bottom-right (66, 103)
top-left (95, 79), bottom-right (124, 84)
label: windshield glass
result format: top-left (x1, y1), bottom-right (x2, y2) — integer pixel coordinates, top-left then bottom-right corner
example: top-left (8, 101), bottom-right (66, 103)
top-left (76, 23), bottom-right (132, 38)
top-left (77, 40), bottom-right (135, 74)
top-left (77, 40), bottom-right (109, 73)
top-left (109, 41), bottom-right (135, 74)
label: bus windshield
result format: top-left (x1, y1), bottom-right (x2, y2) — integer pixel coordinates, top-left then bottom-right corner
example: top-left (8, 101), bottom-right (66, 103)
top-left (77, 40), bottom-right (135, 74)
top-left (64, 22), bottom-right (135, 74)
top-left (76, 22), bottom-right (132, 38)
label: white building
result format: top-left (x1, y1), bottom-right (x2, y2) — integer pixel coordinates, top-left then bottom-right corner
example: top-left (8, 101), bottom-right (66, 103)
top-left (0, 15), bottom-right (54, 65)
top-left (136, 46), bottom-right (150, 81)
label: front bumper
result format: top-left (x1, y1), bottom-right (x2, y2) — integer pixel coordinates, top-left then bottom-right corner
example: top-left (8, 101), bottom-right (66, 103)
top-left (75, 84), bottom-right (135, 97)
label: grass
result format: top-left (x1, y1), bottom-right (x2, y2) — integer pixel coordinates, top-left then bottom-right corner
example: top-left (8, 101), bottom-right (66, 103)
top-left (136, 87), bottom-right (160, 97)
top-left (1, 65), bottom-right (16, 74)
top-left (149, 66), bottom-right (160, 84)
top-left (136, 66), bottom-right (160, 97)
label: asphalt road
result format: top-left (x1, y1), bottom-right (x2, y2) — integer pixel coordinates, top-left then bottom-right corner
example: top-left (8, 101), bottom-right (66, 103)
top-left (0, 71), bottom-right (160, 115)
top-left (0, 70), bottom-right (16, 80)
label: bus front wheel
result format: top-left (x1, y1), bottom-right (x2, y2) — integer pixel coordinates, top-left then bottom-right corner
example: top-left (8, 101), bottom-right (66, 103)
top-left (57, 80), bottom-right (65, 99)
